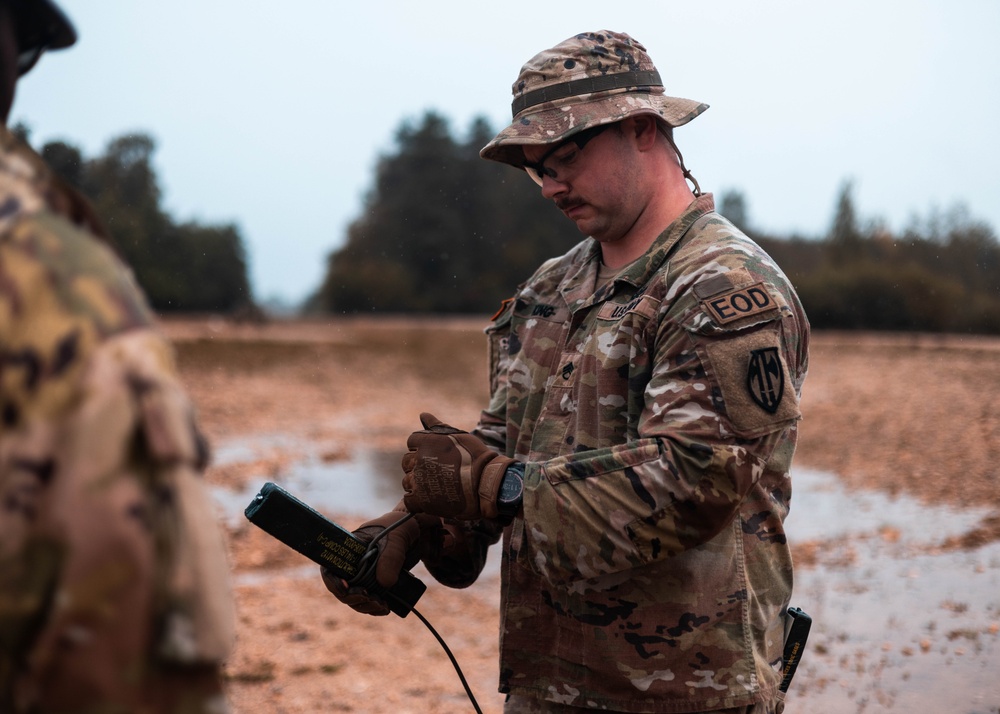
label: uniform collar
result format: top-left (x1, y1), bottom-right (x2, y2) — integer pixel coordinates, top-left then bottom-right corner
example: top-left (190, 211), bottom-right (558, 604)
top-left (615, 193), bottom-right (716, 288)
top-left (559, 193), bottom-right (717, 311)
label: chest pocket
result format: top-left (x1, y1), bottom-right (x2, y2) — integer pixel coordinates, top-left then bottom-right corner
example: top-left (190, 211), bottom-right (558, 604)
top-left (684, 273), bottom-right (801, 438)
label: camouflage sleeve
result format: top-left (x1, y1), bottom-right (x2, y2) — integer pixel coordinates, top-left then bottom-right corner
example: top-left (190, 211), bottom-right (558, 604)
top-left (521, 270), bottom-right (804, 587)
top-left (472, 296), bottom-right (516, 454)
top-left (0, 213), bottom-right (232, 712)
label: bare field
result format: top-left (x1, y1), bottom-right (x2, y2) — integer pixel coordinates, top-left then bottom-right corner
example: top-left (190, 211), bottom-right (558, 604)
top-left (164, 317), bottom-right (1000, 714)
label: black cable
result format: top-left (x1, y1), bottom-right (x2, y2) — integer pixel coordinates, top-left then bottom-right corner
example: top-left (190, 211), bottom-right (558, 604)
top-left (350, 512), bottom-right (415, 591)
top-left (353, 513), bottom-right (485, 713)
top-left (405, 602), bottom-right (485, 714)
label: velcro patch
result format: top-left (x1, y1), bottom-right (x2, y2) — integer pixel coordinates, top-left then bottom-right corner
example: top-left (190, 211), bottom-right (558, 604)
top-left (701, 329), bottom-right (801, 436)
top-left (490, 297), bottom-right (514, 321)
top-left (597, 293), bottom-right (659, 321)
top-left (701, 282), bottom-right (775, 325)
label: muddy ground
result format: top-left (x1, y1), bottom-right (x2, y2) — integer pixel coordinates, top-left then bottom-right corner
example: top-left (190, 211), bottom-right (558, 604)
top-left (164, 318), bottom-right (1000, 714)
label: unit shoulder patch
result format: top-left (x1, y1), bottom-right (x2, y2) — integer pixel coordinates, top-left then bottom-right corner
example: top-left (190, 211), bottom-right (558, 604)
top-left (746, 347), bottom-right (784, 414)
top-left (699, 329), bottom-right (801, 437)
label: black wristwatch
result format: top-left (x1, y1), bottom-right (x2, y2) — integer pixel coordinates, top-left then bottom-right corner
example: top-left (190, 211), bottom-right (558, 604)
top-left (496, 462), bottom-right (525, 518)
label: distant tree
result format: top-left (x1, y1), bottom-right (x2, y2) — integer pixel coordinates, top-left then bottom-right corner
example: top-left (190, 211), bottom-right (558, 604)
top-left (164, 222), bottom-right (252, 311)
top-left (40, 140), bottom-right (84, 188)
top-left (826, 179), bottom-right (865, 265)
top-left (719, 189), bottom-right (751, 235)
top-left (754, 234), bottom-right (825, 286)
top-left (798, 261), bottom-right (965, 332)
top-left (311, 111), bottom-right (579, 314)
top-left (38, 132), bottom-right (254, 313)
top-left (84, 134), bottom-right (171, 269)
top-left (791, 185), bottom-right (1000, 334)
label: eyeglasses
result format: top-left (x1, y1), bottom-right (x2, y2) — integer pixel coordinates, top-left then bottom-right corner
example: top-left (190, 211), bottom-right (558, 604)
top-left (522, 124), bottom-right (610, 186)
top-left (17, 45), bottom-right (48, 76)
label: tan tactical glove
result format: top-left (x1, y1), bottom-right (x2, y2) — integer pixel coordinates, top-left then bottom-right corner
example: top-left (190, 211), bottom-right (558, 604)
top-left (401, 412), bottom-right (516, 520)
top-left (320, 506), bottom-right (441, 617)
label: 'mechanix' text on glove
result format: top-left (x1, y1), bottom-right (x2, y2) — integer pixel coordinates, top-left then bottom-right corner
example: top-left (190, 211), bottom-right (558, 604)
top-left (401, 412), bottom-right (516, 520)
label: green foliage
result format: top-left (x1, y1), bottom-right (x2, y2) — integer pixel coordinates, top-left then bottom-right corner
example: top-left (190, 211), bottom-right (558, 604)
top-left (39, 133), bottom-right (253, 313)
top-left (744, 187), bottom-right (1000, 335)
top-left (314, 119), bottom-right (1000, 333)
top-left (826, 180), bottom-right (866, 266)
top-left (719, 190), bottom-right (751, 236)
top-left (797, 261), bottom-right (965, 332)
top-left (308, 111), bottom-right (581, 314)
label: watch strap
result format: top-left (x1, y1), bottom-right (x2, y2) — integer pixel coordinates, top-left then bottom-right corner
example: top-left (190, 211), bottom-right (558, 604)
top-left (479, 456), bottom-right (515, 520)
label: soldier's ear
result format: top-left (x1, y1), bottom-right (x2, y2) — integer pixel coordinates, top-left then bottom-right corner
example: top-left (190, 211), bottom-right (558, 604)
top-left (627, 116), bottom-right (660, 151)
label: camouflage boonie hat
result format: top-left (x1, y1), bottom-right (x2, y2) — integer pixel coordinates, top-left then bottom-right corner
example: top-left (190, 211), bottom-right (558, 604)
top-left (481, 30), bottom-right (709, 169)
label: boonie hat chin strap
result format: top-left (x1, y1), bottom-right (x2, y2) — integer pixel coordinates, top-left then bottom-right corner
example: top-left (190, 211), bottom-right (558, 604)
top-left (660, 126), bottom-right (702, 197)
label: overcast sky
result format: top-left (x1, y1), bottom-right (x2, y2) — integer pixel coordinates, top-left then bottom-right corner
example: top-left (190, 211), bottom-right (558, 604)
top-left (13, 1), bottom-right (1000, 305)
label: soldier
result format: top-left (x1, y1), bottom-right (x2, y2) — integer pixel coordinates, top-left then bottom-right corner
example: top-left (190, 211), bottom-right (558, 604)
top-left (324, 30), bottom-right (809, 714)
top-left (0, 2), bottom-right (233, 712)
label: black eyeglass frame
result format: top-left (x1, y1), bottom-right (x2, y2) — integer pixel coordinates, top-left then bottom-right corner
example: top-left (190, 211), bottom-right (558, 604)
top-left (17, 44), bottom-right (48, 76)
top-left (12, 0), bottom-right (78, 77)
top-left (522, 124), bottom-right (611, 186)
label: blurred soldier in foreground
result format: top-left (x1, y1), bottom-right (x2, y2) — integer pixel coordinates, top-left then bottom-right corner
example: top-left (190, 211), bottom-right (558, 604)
top-left (325, 31), bottom-right (809, 713)
top-left (0, 1), bottom-right (233, 711)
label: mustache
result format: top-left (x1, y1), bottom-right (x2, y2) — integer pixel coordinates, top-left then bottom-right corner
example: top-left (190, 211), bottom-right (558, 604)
top-left (554, 196), bottom-right (584, 212)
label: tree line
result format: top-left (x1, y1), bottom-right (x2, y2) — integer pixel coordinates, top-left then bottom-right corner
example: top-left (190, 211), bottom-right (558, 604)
top-left (736, 184), bottom-right (1000, 334)
top-left (16, 125), bottom-right (254, 314)
top-left (21, 112), bottom-right (1000, 334)
top-left (310, 111), bottom-right (1000, 335)
top-left (305, 112), bottom-right (582, 315)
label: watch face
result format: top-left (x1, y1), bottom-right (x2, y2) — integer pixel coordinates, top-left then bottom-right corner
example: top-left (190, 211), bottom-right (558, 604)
top-left (498, 469), bottom-right (523, 504)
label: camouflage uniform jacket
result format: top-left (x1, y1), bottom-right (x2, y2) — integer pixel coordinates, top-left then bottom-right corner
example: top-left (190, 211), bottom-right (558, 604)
top-left (468, 194), bottom-right (810, 712)
top-left (0, 126), bottom-right (233, 713)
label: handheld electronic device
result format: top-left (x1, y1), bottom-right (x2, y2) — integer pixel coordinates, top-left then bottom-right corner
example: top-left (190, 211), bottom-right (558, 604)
top-left (244, 481), bottom-right (426, 617)
top-left (779, 606), bottom-right (812, 693)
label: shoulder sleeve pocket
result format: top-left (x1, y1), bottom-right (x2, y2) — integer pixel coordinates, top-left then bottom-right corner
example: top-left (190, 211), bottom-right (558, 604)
top-left (701, 325), bottom-right (801, 437)
top-left (682, 290), bottom-right (801, 438)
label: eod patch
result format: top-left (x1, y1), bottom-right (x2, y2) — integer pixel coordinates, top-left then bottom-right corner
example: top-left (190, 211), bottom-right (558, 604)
top-left (701, 281), bottom-right (774, 325)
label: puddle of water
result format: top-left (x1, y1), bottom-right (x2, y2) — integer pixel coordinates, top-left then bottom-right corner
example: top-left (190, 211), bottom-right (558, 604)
top-left (213, 444), bottom-right (1000, 713)
top-left (212, 438), bottom-right (502, 578)
top-left (785, 469), bottom-right (1000, 714)
top-left (787, 468), bottom-right (993, 543)
top-left (213, 438), bottom-right (406, 529)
